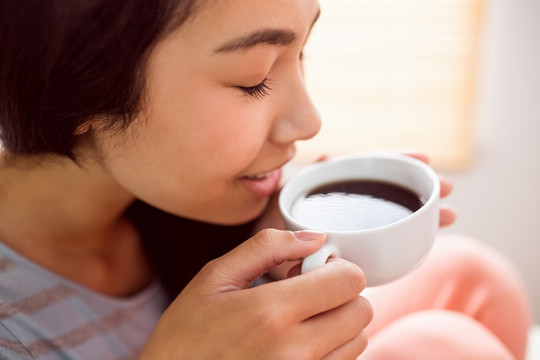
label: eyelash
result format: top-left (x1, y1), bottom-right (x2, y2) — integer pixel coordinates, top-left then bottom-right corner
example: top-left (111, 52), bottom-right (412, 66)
top-left (238, 78), bottom-right (272, 100)
top-left (236, 51), bottom-right (303, 100)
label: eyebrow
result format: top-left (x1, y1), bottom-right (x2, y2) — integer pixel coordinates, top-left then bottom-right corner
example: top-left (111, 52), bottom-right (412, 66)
top-left (214, 29), bottom-right (297, 53)
top-left (214, 8), bottom-right (321, 54)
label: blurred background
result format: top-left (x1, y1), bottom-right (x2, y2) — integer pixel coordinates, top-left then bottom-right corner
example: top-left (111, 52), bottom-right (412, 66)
top-left (292, 0), bottom-right (540, 324)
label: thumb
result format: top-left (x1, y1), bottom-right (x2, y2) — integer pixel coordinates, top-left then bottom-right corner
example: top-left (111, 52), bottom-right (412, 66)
top-left (206, 229), bottom-right (326, 291)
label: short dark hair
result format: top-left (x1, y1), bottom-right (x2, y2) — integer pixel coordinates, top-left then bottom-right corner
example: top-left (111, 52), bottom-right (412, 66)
top-left (0, 0), bottom-right (195, 159)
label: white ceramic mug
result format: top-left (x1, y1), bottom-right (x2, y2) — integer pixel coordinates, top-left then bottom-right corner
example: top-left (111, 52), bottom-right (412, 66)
top-left (279, 153), bottom-right (440, 286)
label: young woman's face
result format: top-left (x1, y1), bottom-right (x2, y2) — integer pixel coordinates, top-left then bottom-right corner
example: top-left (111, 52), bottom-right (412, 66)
top-left (98, 0), bottom-right (321, 224)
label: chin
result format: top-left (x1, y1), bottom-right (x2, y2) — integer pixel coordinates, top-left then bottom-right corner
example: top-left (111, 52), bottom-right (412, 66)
top-left (200, 198), bottom-right (270, 226)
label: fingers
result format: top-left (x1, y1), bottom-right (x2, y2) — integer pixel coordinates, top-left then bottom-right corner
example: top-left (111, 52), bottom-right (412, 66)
top-left (380, 150), bottom-right (455, 199)
top-left (286, 262), bottom-right (302, 278)
top-left (440, 205), bottom-right (457, 227)
top-left (262, 258), bottom-right (367, 321)
top-left (439, 175), bottom-right (453, 198)
top-left (316, 153), bottom-right (331, 162)
top-left (399, 152), bottom-right (453, 198)
top-left (323, 332), bottom-right (369, 360)
top-left (438, 175), bottom-right (456, 226)
top-left (398, 149), bottom-right (430, 164)
top-left (201, 229), bottom-right (326, 291)
top-left (437, 174), bottom-right (456, 226)
top-left (399, 150), bottom-right (456, 226)
top-left (302, 295), bottom-right (372, 359)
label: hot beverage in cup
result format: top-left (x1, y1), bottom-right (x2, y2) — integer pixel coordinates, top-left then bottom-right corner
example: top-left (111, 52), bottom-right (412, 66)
top-left (291, 179), bottom-right (425, 232)
top-left (279, 153), bottom-right (440, 286)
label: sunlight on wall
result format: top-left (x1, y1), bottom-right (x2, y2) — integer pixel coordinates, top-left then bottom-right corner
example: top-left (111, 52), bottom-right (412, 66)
top-left (299, 0), bottom-right (484, 170)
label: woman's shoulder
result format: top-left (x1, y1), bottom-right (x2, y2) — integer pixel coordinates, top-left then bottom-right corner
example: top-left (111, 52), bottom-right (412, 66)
top-left (0, 245), bottom-right (48, 359)
top-left (0, 321), bottom-right (33, 359)
top-left (0, 241), bottom-right (168, 359)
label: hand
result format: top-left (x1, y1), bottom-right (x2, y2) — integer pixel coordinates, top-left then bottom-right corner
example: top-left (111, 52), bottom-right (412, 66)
top-left (250, 155), bottom-right (330, 281)
top-left (139, 229), bottom-right (373, 360)
top-left (398, 150), bottom-right (457, 227)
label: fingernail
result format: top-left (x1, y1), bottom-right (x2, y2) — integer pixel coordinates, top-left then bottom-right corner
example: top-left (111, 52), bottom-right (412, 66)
top-left (294, 230), bottom-right (325, 241)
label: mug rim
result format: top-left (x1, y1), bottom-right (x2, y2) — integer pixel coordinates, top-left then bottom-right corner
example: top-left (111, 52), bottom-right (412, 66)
top-left (279, 153), bottom-right (440, 235)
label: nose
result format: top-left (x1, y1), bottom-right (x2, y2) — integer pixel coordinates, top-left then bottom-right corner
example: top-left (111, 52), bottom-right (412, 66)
top-left (269, 70), bottom-right (322, 145)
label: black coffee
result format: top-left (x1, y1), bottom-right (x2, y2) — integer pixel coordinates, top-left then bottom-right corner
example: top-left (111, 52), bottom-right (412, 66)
top-left (291, 180), bottom-right (425, 231)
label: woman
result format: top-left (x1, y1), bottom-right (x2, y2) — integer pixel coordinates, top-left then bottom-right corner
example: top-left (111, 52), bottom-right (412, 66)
top-left (0, 0), bottom-right (531, 359)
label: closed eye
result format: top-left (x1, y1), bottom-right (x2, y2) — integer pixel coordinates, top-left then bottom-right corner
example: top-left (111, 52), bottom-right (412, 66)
top-left (238, 78), bottom-right (272, 99)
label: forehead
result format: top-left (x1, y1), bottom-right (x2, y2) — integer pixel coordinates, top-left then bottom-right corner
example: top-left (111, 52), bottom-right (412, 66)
top-left (172, 0), bottom-right (320, 55)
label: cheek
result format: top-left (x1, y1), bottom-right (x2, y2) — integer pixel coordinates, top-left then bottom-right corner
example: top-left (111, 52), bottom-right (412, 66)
top-left (132, 95), bottom-right (269, 208)
top-left (146, 52), bottom-right (272, 171)
top-left (163, 88), bottom-right (270, 171)
top-left (124, 67), bottom-right (273, 210)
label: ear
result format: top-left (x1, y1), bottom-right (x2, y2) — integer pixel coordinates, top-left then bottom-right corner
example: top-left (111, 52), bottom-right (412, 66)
top-left (74, 122), bottom-right (91, 136)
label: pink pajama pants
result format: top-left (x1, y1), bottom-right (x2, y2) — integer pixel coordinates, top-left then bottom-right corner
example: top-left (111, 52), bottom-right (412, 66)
top-left (360, 234), bottom-right (532, 360)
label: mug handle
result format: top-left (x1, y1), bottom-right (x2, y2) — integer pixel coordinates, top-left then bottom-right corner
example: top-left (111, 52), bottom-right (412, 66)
top-left (301, 242), bottom-right (341, 274)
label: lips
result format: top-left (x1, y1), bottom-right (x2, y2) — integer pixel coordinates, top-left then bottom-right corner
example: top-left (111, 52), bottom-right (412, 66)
top-left (239, 147), bottom-right (295, 198)
top-left (244, 170), bottom-right (275, 180)
top-left (239, 168), bottom-right (282, 198)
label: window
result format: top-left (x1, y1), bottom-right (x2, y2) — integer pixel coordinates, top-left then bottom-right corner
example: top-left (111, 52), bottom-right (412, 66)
top-left (299, 0), bottom-right (484, 170)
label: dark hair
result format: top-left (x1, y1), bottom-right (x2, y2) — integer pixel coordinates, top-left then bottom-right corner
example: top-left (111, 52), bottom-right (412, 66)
top-left (0, 0), bottom-right (195, 159)
top-left (0, 0), bottom-right (258, 301)
top-left (127, 201), bottom-right (258, 300)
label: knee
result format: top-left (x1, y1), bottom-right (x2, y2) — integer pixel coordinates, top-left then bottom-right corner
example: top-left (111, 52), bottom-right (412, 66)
top-left (429, 234), bottom-right (529, 304)
top-left (362, 310), bottom-right (515, 360)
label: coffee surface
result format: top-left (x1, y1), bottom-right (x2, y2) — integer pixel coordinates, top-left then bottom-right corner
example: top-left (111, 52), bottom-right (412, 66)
top-left (291, 180), bottom-right (424, 231)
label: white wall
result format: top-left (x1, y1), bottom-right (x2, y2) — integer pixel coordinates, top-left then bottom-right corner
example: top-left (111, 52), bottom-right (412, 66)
top-left (440, 0), bottom-right (540, 323)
